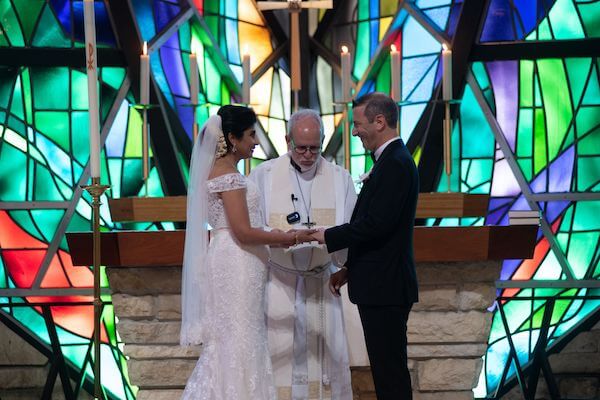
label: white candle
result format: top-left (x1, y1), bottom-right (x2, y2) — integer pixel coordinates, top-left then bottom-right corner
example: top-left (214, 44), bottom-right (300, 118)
top-left (140, 41), bottom-right (149, 105)
top-left (242, 50), bottom-right (251, 104)
top-left (83, 0), bottom-right (100, 178)
top-left (189, 53), bottom-right (199, 105)
top-left (390, 44), bottom-right (401, 103)
top-left (442, 44), bottom-right (452, 101)
top-left (341, 45), bottom-right (351, 103)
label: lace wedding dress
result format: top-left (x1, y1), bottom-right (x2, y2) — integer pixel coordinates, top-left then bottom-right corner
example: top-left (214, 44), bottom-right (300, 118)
top-left (182, 173), bottom-right (276, 399)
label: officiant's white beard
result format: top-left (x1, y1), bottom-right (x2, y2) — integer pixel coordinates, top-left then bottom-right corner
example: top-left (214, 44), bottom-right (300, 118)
top-left (289, 151), bottom-right (320, 174)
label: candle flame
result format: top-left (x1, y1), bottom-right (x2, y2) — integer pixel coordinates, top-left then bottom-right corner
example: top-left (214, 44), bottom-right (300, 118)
top-left (243, 45), bottom-right (249, 56)
top-left (442, 43), bottom-right (449, 51)
top-left (143, 41), bottom-right (148, 55)
top-left (341, 45), bottom-right (348, 54)
top-left (390, 44), bottom-right (397, 52)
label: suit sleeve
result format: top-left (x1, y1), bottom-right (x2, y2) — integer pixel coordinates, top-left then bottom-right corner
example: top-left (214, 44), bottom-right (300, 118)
top-left (325, 158), bottom-right (415, 253)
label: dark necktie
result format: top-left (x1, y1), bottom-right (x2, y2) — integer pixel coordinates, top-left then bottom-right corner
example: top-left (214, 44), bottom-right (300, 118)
top-left (370, 152), bottom-right (377, 163)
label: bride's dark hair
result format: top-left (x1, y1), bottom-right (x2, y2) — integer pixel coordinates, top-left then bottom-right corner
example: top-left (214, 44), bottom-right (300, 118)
top-left (217, 105), bottom-right (257, 152)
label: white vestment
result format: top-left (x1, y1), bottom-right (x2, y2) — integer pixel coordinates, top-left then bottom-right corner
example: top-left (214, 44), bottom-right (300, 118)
top-left (249, 154), bottom-right (356, 400)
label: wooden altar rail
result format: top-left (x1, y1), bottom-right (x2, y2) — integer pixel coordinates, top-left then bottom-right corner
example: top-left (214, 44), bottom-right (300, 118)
top-left (108, 193), bottom-right (489, 222)
top-left (66, 225), bottom-right (536, 266)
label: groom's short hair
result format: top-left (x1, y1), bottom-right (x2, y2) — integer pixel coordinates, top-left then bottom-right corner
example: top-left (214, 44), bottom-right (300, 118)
top-left (353, 92), bottom-right (398, 129)
top-left (287, 109), bottom-right (325, 142)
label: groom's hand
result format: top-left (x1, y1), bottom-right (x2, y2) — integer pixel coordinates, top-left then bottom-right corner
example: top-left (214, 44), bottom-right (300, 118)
top-left (311, 228), bottom-right (325, 244)
top-left (329, 267), bottom-right (348, 296)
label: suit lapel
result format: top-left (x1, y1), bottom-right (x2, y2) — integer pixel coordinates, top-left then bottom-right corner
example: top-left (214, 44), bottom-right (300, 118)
top-left (350, 139), bottom-right (403, 221)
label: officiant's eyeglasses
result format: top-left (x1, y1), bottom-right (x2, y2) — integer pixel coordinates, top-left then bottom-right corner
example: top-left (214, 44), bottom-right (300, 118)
top-left (292, 143), bottom-right (321, 155)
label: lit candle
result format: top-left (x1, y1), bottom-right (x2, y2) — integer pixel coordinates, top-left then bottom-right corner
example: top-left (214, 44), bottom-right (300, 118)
top-left (83, 0), bottom-right (100, 178)
top-left (341, 45), bottom-right (351, 103)
top-left (189, 52), bottom-right (198, 105)
top-left (140, 41), bottom-right (149, 105)
top-left (390, 44), bottom-right (401, 103)
top-left (242, 49), bottom-right (251, 104)
top-left (442, 44), bottom-right (452, 101)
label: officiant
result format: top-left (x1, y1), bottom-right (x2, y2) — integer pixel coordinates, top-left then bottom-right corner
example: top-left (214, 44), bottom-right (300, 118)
top-left (249, 109), bottom-right (356, 400)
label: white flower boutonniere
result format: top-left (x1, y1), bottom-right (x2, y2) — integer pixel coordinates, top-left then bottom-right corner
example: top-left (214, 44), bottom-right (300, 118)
top-left (355, 168), bottom-right (373, 185)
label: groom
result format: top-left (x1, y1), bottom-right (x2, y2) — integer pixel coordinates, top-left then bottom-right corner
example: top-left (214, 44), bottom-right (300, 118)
top-left (312, 92), bottom-right (419, 399)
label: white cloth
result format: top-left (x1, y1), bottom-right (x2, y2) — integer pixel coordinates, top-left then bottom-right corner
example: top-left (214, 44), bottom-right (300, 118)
top-left (181, 172), bottom-right (276, 399)
top-left (249, 154), bottom-right (356, 400)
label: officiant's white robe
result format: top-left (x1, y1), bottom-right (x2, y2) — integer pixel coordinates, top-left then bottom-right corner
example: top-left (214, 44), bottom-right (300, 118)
top-left (249, 154), bottom-right (356, 400)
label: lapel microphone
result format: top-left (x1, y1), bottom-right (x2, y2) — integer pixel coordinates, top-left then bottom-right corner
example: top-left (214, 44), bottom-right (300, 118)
top-left (287, 194), bottom-right (301, 224)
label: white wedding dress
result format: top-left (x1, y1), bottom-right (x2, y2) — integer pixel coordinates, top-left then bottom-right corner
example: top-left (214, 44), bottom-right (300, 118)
top-left (182, 172), bottom-right (276, 400)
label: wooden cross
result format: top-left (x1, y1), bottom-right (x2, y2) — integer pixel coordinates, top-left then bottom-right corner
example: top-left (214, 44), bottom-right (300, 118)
top-left (257, 1), bottom-right (332, 95)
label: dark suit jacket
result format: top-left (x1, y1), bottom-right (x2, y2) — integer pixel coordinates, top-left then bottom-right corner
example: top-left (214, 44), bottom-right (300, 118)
top-left (325, 139), bottom-right (419, 305)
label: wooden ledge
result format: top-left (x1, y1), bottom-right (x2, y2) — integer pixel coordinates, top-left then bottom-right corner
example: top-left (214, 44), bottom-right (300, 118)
top-left (66, 225), bottom-right (536, 267)
top-left (108, 193), bottom-right (489, 223)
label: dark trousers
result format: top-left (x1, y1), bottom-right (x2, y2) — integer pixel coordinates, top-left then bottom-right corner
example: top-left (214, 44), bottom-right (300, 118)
top-left (358, 304), bottom-right (412, 400)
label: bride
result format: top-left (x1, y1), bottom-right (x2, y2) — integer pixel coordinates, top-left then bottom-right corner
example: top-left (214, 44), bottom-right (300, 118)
top-left (180, 105), bottom-right (315, 399)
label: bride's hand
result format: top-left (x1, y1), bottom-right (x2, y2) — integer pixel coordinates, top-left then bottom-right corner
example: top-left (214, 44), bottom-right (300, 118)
top-left (293, 229), bottom-right (317, 244)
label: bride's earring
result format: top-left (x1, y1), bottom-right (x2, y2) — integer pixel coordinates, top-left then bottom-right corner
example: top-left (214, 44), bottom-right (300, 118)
top-left (232, 144), bottom-right (237, 153)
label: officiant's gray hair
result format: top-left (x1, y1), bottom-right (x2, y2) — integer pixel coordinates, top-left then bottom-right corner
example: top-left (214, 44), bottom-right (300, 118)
top-left (287, 109), bottom-right (325, 142)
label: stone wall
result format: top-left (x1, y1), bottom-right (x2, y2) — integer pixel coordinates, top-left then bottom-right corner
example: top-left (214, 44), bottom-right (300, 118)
top-left (0, 323), bottom-right (93, 400)
top-left (2, 260), bottom-right (598, 400)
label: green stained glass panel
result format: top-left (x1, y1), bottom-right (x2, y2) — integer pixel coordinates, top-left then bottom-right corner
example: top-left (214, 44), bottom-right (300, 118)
top-left (0, 1), bottom-right (25, 46)
top-left (0, 71), bottom-right (14, 109)
top-left (34, 164), bottom-right (65, 201)
top-left (565, 58), bottom-right (591, 107)
top-left (520, 60), bottom-right (534, 107)
top-left (125, 111), bottom-right (142, 157)
top-left (32, 5), bottom-right (70, 48)
top-left (71, 111), bottom-right (90, 164)
top-left (578, 125), bottom-right (600, 155)
top-left (548, 0), bottom-right (585, 40)
top-left (567, 232), bottom-right (598, 278)
top-left (35, 112), bottom-right (70, 152)
top-left (581, 67), bottom-right (600, 106)
top-left (10, 77), bottom-right (24, 120)
top-left (71, 72), bottom-right (89, 110)
top-left (0, 144), bottom-right (27, 200)
top-left (577, 3), bottom-right (600, 37)
top-left (573, 201), bottom-right (600, 231)
top-left (101, 68), bottom-right (126, 92)
top-left (577, 157), bottom-right (600, 191)
top-left (537, 59), bottom-right (572, 161)
top-left (32, 68), bottom-right (69, 109)
top-left (12, 0), bottom-right (43, 43)
top-left (534, 108), bottom-right (547, 174)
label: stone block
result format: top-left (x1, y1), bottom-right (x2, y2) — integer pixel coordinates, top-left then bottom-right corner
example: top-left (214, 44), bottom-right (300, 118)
top-left (413, 286), bottom-right (458, 311)
top-left (117, 320), bottom-right (180, 344)
top-left (129, 359), bottom-right (196, 387)
top-left (417, 261), bottom-right (501, 285)
top-left (408, 343), bottom-right (486, 359)
top-left (408, 311), bottom-right (492, 343)
top-left (156, 294), bottom-right (181, 320)
top-left (136, 389), bottom-right (185, 400)
top-left (111, 294), bottom-right (155, 318)
top-left (559, 376), bottom-right (599, 399)
top-left (417, 358), bottom-right (482, 391)
top-left (548, 352), bottom-right (600, 373)
top-left (0, 366), bottom-right (48, 389)
top-left (124, 344), bottom-right (201, 359)
top-left (0, 324), bottom-right (47, 365)
top-left (560, 330), bottom-right (598, 353)
top-left (457, 283), bottom-right (496, 311)
top-left (106, 267), bottom-right (182, 295)
top-left (414, 391), bottom-right (474, 400)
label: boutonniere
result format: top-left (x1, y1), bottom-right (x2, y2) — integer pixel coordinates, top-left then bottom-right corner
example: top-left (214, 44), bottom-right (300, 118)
top-left (355, 168), bottom-right (373, 185)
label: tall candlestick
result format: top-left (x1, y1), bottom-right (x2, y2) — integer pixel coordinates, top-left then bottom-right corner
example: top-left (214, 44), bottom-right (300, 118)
top-left (189, 53), bottom-right (199, 105)
top-left (390, 44), bottom-right (401, 103)
top-left (341, 45), bottom-right (351, 103)
top-left (242, 50), bottom-right (251, 104)
top-left (84, 0), bottom-right (100, 179)
top-left (140, 41), bottom-right (149, 105)
top-left (442, 44), bottom-right (452, 101)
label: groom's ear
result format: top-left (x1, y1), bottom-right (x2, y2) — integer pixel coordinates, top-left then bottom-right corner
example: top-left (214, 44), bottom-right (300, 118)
top-left (374, 114), bottom-right (386, 131)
